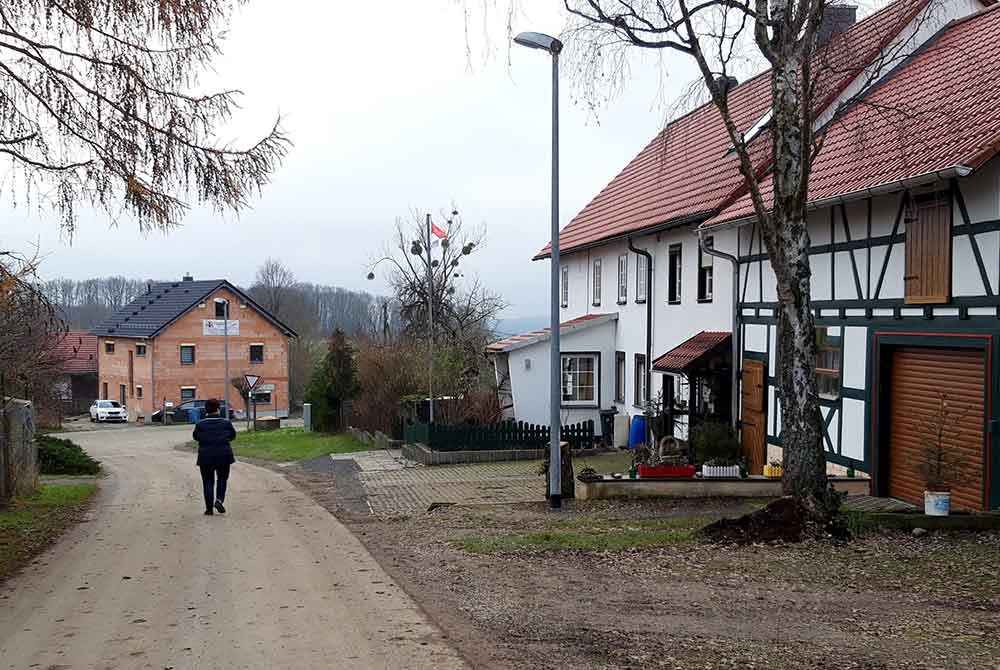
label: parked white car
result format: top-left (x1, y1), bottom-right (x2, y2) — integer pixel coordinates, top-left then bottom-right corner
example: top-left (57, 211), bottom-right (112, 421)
top-left (90, 400), bottom-right (128, 423)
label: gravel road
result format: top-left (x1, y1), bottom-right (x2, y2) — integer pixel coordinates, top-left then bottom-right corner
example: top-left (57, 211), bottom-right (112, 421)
top-left (0, 425), bottom-right (466, 670)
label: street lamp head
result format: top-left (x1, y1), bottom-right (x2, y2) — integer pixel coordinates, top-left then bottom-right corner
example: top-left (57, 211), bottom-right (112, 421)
top-left (514, 31), bottom-right (563, 55)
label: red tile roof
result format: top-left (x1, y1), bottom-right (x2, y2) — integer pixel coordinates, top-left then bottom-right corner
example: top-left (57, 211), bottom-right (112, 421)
top-left (53, 331), bottom-right (98, 375)
top-left (535, 0), bottom-right (939, 259)
top-left (707, 4), bottom-right (1000, 227)
top-left (652, 331), bottom-right (731, 373)
top-left (487, 313), bottom-right (617, 353)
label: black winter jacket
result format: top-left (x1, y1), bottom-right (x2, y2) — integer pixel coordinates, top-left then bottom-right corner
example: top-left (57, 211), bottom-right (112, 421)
top-left (193, 415), bottom-right (237, 467)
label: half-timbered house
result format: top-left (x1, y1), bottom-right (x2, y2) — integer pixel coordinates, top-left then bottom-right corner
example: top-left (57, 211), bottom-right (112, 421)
top-left (704, 4), bottom-right (1000, 510)
top-left (490, 0), bottom-right (990, 445)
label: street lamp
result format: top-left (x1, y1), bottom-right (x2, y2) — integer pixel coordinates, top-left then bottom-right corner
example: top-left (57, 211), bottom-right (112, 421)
top-left (514, 30), bottom-right (564, 509)
top-left (216, 298), bottom-right (231, 420)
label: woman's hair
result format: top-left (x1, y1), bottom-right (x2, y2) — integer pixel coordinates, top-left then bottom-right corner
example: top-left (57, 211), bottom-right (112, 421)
top-left (205, 398), bottom-right (221, 414)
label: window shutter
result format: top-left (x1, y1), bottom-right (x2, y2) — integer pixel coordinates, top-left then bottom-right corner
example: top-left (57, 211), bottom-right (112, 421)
top-left (904, 193), bottom-right (951, 304)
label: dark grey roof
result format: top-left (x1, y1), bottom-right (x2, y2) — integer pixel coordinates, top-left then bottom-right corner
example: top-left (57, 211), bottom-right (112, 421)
top-left (90, 279), bottom-right (297, 339)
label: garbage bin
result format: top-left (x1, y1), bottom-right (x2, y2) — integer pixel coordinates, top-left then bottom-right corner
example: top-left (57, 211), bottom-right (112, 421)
top-left (629, 414), bottom-right (648, 450)
top-left (598, 408), bottom-right (618, 448)
top-left (188, 407), bottom-right (205, 424)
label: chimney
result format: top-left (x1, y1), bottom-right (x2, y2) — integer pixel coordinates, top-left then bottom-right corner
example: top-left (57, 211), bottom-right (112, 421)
top-left (182, 274), bottom-right (194, 282)
top-left (818, 5), bottom-right (857, 46)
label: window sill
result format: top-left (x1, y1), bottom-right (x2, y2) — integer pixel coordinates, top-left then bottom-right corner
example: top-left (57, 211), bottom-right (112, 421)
top-left (616, 300), bottom-right (627, 305)
top-left (592, 302), bottom-right (601, 307)
top-left (635, 299), bottom-right (647, 304)
top-left (561, 404), bottom-right (599, 410)
top-left (697, 298), bottom-right (714, 304)
top-left (667, 300), bottom-right (681, 306)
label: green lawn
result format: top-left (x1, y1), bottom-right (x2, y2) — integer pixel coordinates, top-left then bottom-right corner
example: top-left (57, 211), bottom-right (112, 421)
top-left (454, 515), bottom-right (710, 554)
top-left (0, 484), bottom-right (97, 580)
top-left (232, 428), bottom-right (369, 462)
top-left (572, 450), bottom-right (633, 475)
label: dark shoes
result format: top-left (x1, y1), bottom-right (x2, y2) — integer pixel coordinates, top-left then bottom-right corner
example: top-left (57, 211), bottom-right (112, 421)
top-left (214, 500), bottom-right (226, 514)
top-left (204, 509), bottom-right (214, 516)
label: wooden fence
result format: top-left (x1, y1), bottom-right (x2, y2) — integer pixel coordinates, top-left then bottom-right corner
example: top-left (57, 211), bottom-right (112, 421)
top-left (404, 419), bottom-right (595, 452)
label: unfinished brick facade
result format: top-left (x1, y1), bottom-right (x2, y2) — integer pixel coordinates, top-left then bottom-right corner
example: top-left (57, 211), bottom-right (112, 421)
top-left (94, 280), bottom-right (294, 419)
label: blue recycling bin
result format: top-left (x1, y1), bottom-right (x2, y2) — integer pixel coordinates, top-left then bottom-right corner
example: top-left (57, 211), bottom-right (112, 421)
top-left (628, 415), bottom-right (647, 450)
top-left (188, 407), bottom-right (205, 424)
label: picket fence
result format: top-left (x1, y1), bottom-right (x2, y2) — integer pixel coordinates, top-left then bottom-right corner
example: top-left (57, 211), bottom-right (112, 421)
top-left (404, 419), bottom-right (595, 452)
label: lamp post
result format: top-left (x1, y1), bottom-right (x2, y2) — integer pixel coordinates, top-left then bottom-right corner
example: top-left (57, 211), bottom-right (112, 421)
top-left (216, 298), bottom-right (231, 420)
top-left (514, 30), bottom-right (563, 509)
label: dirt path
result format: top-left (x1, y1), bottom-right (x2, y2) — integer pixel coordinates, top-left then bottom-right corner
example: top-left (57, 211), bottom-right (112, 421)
top-left (0, 426), bottom-right (466, 670)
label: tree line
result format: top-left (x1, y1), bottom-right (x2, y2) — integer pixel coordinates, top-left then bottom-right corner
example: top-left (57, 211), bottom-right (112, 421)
top-left (41, 274), bottom-right (389, 338)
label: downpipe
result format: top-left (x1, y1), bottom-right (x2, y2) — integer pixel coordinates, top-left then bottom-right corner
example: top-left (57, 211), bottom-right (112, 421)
top-left (697, 229), bottom-right (740, 433)
top-left (628, 237), bottom-right (653, 444)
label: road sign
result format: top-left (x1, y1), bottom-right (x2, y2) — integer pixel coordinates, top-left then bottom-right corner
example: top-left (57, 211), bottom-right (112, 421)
top-left (244, 374), bottom-right (261, 390)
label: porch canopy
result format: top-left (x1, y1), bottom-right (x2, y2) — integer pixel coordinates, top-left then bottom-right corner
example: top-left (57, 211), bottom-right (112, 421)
top-left (652, 331), bottom-right (731, 374)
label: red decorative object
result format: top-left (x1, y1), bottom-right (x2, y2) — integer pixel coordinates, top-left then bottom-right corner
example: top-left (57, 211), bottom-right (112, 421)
top-left (637, 464), bottom-right (696, 479)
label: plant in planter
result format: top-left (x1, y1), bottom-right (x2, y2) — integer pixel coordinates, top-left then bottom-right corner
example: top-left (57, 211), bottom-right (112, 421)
top-left (633, 438), bottom-right (696, 478)
top-left (641, 391), bottom-right (670, 446)
top-left (916, 392), bottom-right (968, 516)
top-left (763, 460), bottom-right (783, 478)
top-left (691, 420), bottom-right (743, 478)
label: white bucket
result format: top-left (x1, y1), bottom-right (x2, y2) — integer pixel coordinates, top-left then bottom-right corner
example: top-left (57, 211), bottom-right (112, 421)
top-left (924, 490), bottom-right (951, 516)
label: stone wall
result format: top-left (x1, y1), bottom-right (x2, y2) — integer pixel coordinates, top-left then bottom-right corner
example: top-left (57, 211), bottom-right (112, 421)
top-left (0, 399), bottom-right (38, 503)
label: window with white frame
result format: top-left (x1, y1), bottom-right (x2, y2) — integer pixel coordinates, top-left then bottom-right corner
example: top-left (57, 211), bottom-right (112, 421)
top-left (816, 327), bottom-right (843, 400)
top-left (561, 354), bottom-right (599, 406)
top-left (560, 265), bottom-right (569, 308)
top-left (698, 237), bottom-right (714, 302)
top-left (135, 343), bottom-right (147, 357)
top-left (668, 244), bottom-right (682, 304)
top-left (617, 254), bottom-right (628, 303)
top-left (614, 351), bottom-right (626, 403)
top-left (635, 254), bottom-right (648, 303)
top-left (180, 386), bottom-right (196, 402)
top-left (634, 353), bottom-right (648, 407)
top-left (592, 258), bottom-right (602, 306)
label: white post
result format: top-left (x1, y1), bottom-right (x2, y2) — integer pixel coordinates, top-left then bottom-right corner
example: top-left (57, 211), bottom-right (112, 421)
top-left (303, 403), bottom-right (312, 432)
top-left (223, 300), bottom-right (230, 420)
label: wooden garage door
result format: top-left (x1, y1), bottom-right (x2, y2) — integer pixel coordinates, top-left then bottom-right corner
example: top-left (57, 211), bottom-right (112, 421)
top-left (888, 347), bottom-right (985, 511)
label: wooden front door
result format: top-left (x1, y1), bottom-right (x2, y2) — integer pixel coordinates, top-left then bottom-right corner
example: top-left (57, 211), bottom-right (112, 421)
top-left (904, 193), bottom-right (951, 304)
top-left (741, 359), bottom-right (766, 476)
top-left (887, 347), bottom-right (985, 510)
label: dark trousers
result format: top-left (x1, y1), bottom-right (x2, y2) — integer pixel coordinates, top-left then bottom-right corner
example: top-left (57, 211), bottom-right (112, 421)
top-left (199, 464), bottom-right (231, 510)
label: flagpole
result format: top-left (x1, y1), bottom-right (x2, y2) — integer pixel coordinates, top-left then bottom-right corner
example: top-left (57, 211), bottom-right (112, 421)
top-left (426, 213), bottom-right (434, 425)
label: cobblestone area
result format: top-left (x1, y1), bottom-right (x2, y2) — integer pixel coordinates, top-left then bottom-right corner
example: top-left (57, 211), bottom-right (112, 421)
top-left (358, 459), bottom-right (544, 515)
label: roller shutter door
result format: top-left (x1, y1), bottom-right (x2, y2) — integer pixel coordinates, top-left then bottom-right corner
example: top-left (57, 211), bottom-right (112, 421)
top-left (887, 347), bottom-right (985, 511)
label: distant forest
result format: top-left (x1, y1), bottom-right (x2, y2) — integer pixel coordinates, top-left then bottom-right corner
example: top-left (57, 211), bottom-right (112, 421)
top-left (41, 276), bottom-right (388, 337)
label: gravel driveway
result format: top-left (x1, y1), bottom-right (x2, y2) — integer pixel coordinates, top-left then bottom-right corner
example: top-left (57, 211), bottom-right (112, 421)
top-left (0, 425), bottom-right (466, 670)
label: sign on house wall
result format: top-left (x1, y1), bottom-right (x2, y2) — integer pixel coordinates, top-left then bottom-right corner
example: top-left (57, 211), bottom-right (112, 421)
top-left (202, 320), bottom-right (240, 336)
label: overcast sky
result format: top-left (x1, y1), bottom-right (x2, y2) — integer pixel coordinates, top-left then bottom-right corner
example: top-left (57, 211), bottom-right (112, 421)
top-left (1, 1), bottom-right (885, 318)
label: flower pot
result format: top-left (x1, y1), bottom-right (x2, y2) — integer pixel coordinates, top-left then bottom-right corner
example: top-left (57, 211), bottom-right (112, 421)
top-left (763, 464), bottom-right (782, 478)
top-left (637, 464), bottom-right (696, 479)
top-left (924, 490), bottom-right (951, 516)
top-left (701, 464), bottom-right (741, 478)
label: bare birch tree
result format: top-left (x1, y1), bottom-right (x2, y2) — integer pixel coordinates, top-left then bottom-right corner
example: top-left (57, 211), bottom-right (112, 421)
top-left (0, 0), bottom-right (289, 235)
top-left (557, 0), bottom-right (930, 516)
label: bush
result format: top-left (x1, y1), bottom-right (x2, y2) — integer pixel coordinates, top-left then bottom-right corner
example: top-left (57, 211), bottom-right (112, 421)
top-left (36, 436), bottom-right (101, 475)
top-left (690, 420), bottom-right (741, 466)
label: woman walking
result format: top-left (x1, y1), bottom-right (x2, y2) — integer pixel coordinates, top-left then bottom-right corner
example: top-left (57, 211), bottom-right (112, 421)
top-left (193, 398), bottom-right (236, 515)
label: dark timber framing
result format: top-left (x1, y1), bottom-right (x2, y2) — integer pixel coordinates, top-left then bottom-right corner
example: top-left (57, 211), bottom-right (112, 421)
top-left (735, 180), bottom-right (1000, 500)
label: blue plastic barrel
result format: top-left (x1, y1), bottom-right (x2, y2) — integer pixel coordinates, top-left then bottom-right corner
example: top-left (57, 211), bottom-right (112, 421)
top-left (188, 407), bottom-right (205, 423)
top-left (628, 415), bottom-right (647, 449)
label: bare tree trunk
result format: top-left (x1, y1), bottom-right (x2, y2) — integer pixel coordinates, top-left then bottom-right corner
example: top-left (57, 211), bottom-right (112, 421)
top-left (766, 53), bottom-right (829, 508)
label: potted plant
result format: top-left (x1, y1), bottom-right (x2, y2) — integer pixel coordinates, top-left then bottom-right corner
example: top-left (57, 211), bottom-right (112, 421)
top-left (917, 392), bottom-right (967, 516)
top-left (635, 439), bottom-right (696, 478)
top-left (764, 460), bottom-right (782, 478)
top-left (691, 420), bottom-right (743, 478)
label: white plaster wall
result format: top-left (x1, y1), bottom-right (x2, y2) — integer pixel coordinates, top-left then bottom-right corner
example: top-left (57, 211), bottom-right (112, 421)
top-left (744, 324), bottom-right (767, 353)
top-left (962, 158), bottom-right (1000, 222)
top-left (841, 398), bottom-right (866, 462)
top-left (842, 326), bottom-right (867, 390)
top-left (506, 319), bottom-right (617, 433)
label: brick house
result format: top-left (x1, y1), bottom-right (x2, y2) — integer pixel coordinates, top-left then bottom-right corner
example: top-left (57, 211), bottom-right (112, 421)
top-left (52, 331), bottom-right (99, 416)
top-left (91, 276), bottom-right (297, 419)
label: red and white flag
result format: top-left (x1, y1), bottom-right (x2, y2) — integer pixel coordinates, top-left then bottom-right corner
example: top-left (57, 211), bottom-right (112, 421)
top-left (430, 222), bottom-right (448, 239)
